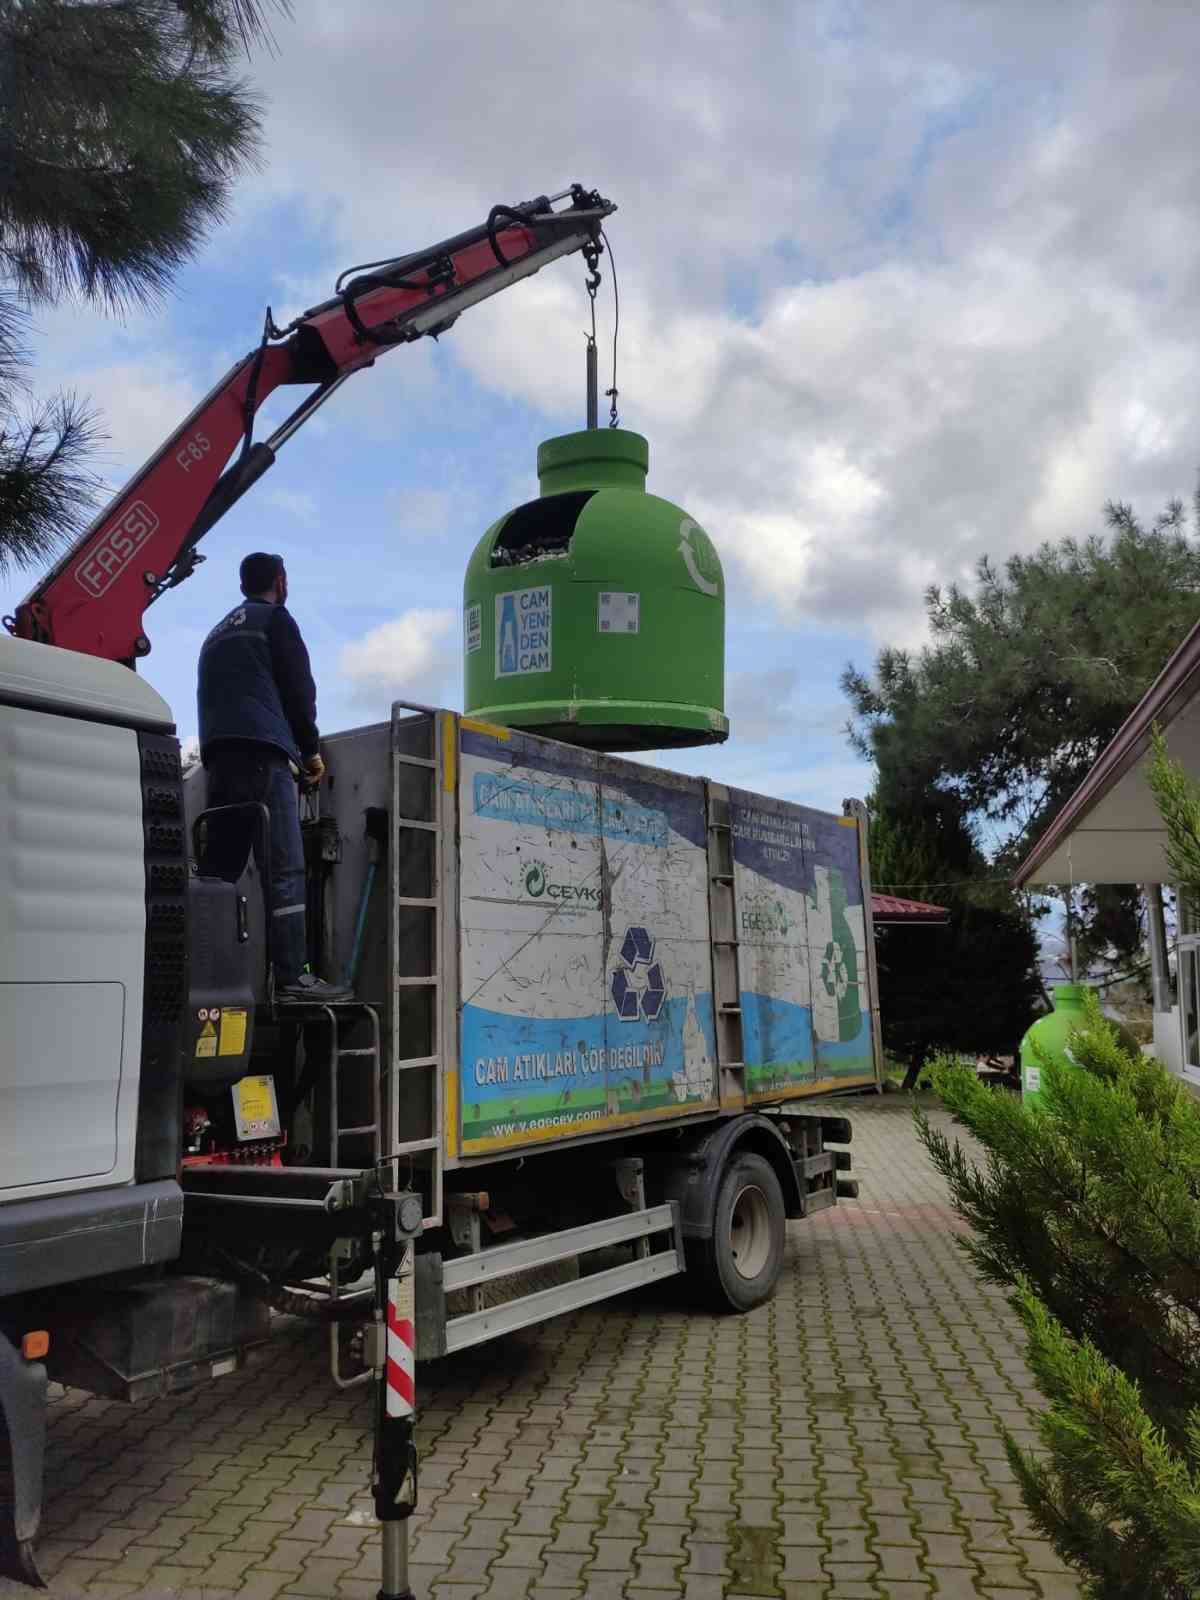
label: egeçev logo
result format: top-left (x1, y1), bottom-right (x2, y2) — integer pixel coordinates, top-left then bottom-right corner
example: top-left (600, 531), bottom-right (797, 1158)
top-left (740, 892), bottom-right (795, 939)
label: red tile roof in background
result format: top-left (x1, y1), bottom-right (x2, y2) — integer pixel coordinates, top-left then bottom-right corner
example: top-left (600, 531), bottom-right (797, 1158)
top-left (871, 893), bottom-right (950, 924)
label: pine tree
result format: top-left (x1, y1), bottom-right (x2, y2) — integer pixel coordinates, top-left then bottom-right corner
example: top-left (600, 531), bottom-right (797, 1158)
top-left (1147, 726), bottom-right (1200, 898)
top-left (920, 1000), bottom-right (1200, 1597)
top-left (870, 789), bottom-right (1041, 1088)
top-left (844, 508), bottom-right (1200, 973)
top-left (915, 726), bottom-right (1200, 1597)
top-left (917, 728), bottom-right (1200, 1598)
top-left (878, 898), bottom-right (1041, 1090)
top-left (0, 0), bottom-right (290, 576)
top-left (844, 512), bottom-right (1200, 839)
top-left (1008, 1286), bottom-right (1200, 1600)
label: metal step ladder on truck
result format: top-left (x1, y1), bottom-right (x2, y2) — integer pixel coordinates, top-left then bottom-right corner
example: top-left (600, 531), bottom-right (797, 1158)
top-left (0, 184), bottom-right (881, 1594)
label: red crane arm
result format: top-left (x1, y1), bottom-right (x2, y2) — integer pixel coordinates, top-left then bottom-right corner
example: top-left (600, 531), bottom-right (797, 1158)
top-left (7, 186), bottom-right (615, 664)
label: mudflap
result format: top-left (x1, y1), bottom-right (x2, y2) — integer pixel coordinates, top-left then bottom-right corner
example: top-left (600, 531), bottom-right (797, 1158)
top-left (0, 1330), bottom-right (47, 1587)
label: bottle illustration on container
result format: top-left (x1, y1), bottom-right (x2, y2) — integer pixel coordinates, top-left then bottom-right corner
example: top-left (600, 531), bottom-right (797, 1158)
top-left (673, 988), bottom-right (714, 1103)
top-left (808, 866), bottom-right (862, 1043)
top-left (497, 593), bottom-right (518, 676)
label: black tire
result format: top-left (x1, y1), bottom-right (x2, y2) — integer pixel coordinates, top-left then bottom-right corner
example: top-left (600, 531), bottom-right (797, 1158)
top-left (695, 1151), bottom-right (786, 1312)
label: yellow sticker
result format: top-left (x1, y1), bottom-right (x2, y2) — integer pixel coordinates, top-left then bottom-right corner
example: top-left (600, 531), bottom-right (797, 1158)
top-left (460, 716), bottom-right (511, 740)
top-left (443, 713), bottom-right (457, 794)
top-left (195, 1019), bottom-right (217, 1058)
top-left (236, 1076), bottom-right (275, 1124)
top-left (219, 1007), bottom-right (248, 1057)
top-left (444, 1066), bottom-right (459, 1160)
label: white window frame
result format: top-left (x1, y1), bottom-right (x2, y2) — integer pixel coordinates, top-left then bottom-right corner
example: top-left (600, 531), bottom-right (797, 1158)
top-left (1178, 934), bottom-right (1200, 1084)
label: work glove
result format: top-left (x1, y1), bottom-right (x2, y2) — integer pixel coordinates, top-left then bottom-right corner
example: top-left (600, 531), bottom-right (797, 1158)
top-left (302, 753), bottom-right (326, 787)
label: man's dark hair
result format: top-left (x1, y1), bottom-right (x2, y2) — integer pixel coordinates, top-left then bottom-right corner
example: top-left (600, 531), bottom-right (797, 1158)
top-left (239, 551), bottom-right (284, 597)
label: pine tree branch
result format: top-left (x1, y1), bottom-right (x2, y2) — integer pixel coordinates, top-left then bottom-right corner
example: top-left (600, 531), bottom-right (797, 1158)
top-left (919, 1064), bottom-right (1200, 1423)
top-left (173, 0), bottom-right (293, 58)
top-left (0, 391), bottom-right (105, 578)
top-left (0, 0), bottom-right (287, 311)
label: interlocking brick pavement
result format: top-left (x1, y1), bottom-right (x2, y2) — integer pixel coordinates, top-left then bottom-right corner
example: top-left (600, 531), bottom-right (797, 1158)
top-left (1, 1096), bottom-right (1081, 1599)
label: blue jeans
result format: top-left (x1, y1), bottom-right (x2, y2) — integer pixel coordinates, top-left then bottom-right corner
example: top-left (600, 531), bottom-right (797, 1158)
top-left (204, 747), bottom-right (308, 987)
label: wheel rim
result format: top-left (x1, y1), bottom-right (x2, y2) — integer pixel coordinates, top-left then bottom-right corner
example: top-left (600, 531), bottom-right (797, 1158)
top-left (728, 1183), bottom-right (772, 1279)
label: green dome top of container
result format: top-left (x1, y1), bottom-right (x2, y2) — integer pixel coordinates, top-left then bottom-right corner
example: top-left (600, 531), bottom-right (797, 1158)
top-left (463, 428), bottom-right (728, 752)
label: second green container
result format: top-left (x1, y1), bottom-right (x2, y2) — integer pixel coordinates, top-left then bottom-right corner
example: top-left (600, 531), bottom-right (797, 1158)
top-left (1020, 983), bottom-right (1140, 1105)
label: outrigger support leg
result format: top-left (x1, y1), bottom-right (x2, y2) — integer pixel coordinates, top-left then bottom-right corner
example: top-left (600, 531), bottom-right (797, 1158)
top-left (366, 1181), bottom-right (422, 1600)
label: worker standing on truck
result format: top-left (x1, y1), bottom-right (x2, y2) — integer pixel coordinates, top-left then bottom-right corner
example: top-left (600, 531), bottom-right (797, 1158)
top-left (197, 552), bottom-right (349, 1003)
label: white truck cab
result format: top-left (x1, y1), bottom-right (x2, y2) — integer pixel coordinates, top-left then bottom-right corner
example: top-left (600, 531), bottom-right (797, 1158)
top-left (0, 637), bottom-right (187, 1583)
top-left (1, 635), bottom-right (178, 1199)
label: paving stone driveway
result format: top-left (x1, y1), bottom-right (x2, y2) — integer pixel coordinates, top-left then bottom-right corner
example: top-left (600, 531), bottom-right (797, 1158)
top-left (5, 1095), bottom-right (1080, 1600)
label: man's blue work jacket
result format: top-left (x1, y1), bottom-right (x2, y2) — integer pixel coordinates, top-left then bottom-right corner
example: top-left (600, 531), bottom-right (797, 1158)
top-left (197, 599), bottom-right (320, 767)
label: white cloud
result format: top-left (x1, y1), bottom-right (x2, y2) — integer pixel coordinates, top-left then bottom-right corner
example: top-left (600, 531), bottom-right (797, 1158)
top-left (265, 488), bottom-right (318, 522)
top-left (13, 293), bottom-right (202, 479)
top-left (337, 607), bottom-right (458, 704)
top-left (721, 669), bottom-right (851, 747)
top-left (220, 0), bottom-right (1200, 651)
top-left (658, 744), bottom-right (874, 816)
top-left (12, 0), bottom-right (1200, 768)
top-left (64, 360), bottom-right (198, 480)
top-left (447, 236), bottom-right (1200, 647)
top-left (389, 488), bottom-right (456, 537)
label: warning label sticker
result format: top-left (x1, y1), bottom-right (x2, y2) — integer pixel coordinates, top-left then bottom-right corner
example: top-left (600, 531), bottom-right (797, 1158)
top-left (495, 586), bottom-right (552, 676)
top-left (464, 602), bottom-right (482, 654)
top-left (195, 1019), bottom-right (217, 1059)
top-left (233, 1075), bottom-right (281, 1141)
top-left (218, 1007), bottom-right (248, 1057)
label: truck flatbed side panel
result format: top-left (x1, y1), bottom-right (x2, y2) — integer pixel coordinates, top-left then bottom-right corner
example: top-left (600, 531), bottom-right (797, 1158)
top-left (728, 791), bottom-right (875, 1099)
top-left (456, 724), bottom-right (719, 1154)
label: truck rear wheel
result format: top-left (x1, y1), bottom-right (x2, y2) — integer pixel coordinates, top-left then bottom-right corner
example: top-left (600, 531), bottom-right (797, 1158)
top-left (698, 1152), bottom-right (786, 1312)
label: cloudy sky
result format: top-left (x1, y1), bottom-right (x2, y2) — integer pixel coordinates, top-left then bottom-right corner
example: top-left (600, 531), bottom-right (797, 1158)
top-left (5, 0), bottom-right (1200, 820)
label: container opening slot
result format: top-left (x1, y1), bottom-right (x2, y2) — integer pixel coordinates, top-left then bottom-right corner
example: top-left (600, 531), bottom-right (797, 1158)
top-left (490, 491), bottom-right (596, 567)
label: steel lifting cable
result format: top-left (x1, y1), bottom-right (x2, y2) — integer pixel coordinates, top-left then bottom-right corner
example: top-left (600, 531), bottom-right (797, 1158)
top-left (601, 227), bottom-right (619, 427)
top-left (583, 240), bottom-right (602, 427)
top-left (582, 232), bottom-right (620, 428)
top-left (587, 262), bottom-right (600, 345)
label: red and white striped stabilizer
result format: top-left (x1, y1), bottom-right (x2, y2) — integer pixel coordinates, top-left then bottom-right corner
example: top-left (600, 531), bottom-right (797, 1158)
top-left (385, 1275), bottom-right (416, 1418)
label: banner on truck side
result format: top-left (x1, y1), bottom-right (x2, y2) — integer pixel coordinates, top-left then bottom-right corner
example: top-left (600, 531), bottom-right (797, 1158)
top-left (728, 793), bottom-right (874, 1098)
top-left (456, 726), bottom-right (719, 1153)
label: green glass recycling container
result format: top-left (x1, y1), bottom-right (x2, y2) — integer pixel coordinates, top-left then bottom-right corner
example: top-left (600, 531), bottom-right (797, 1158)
top-left (1020, 983), bottom-right (1140, 1105)
top-left (463, 429), bottom-right (727, 751)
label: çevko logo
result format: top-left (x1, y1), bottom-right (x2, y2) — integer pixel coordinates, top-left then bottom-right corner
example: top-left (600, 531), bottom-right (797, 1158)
top-left (519, 859), bottom-right (601, 907)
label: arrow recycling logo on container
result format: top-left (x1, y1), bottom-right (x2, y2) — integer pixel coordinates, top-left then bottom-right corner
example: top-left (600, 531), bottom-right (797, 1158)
top-left (611, 926), bottom-right (668, 1022)
top-left (820, 939), bottom-right (851, 1001)
top-left (678, 518), bottom-right (720, 596)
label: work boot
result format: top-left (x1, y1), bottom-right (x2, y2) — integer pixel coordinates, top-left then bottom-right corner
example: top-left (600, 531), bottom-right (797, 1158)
top-left (279, 969), bottom-right (352, 1003)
